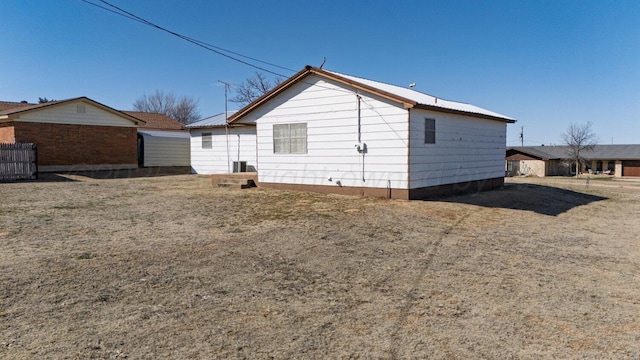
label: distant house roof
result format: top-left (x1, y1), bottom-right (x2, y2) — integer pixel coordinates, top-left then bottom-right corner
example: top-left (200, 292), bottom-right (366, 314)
top-left (0, 101), bottom-right (57, 115)
top-left (186, 111), bottom-right (241, 128)
top-left (0, 101), bottom-right (33, 111)
top-left (0, 97), bottom-right (142, 125)
top-left (229, 65), bottom-right (516, 124)
top-left (123, 111), bottom-right (184, 130)
top-left (508, 145), bottom-right (640, 161)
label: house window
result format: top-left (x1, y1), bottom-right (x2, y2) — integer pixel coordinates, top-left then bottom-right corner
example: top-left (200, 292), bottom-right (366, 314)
top-left (273, 123), bottom-right (307, 154)
top-left (202, 133), bottom-right (212, 149)
top-left (424, 118), bottom-right (436, 144)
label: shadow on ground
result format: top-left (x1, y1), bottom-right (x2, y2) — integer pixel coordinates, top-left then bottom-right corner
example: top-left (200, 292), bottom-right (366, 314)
top-left (35, 167), bottom-right (191, 182)
top-left (440, 183), bottom-right (608, 216)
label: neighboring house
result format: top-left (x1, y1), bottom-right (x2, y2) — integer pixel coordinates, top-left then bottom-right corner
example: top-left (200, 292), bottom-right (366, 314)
top-left (123, 111), bottom-right (190, 167)
top-left (0, 97), bottom-right (141, 172)
top-left (227, 66), bottom-right (516, 199)
top-left (506, 145), bottom-right (640, 177)
top-left (186, 110), bottom-right (257, 174)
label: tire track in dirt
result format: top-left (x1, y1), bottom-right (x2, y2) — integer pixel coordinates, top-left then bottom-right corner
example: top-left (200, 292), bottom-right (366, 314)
top-left (388, 208), bottom-right (473, 358)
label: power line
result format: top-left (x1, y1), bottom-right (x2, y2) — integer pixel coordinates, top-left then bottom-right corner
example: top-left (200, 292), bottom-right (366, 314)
top-left (78, 0), bottom-right (416, 139)
top-left (79, 0), bottom-right (295, 77)
top-left (79, 1), bottom-right (360, 96)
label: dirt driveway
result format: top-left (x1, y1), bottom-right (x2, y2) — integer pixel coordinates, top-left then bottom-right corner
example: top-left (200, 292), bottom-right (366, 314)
top-left (1, 174), bottom-right (639, 358)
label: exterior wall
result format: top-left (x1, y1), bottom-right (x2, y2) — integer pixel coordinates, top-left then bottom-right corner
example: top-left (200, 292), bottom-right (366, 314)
top-left (15, 102), bottom-right (137, 127)
top-left (13, 122), bottom-right (137, 171)
top-left (0, 123), bottom-right (15, 143)
top-left (259, 181), bottom-right (409, 199)
top-left (190, 126), bottom-right (257, 174)
top-left (248, 74), bottom-right (410, 190)
top-left (520, 160), bottom-right (546, 176)
top-left (139, 130), bottom-right (190, 167)
top-left (545, 160), bottom-right (571, 176)
top-left (409, 108), bottom-right (507, 188)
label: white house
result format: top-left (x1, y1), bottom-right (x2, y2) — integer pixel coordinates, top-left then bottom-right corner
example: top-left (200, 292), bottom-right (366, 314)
top-left (227, 66), bottom-right (516, 199)
top-left (186, 111), bottom-right (257, 174)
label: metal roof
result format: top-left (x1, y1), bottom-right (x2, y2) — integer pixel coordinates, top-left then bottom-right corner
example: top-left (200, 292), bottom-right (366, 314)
top-left (508, 145), bottom-right (640, 160)
top-left (228, 66), bottom-right (515, 124)
top-left (186, 111), bottom-right (239, 128)
top-left (327, 71), bottom-right (516, 122)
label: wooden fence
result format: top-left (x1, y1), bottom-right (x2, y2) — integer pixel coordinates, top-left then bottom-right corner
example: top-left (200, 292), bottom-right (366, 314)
top-left (0, 143), bottom-right (38, 181)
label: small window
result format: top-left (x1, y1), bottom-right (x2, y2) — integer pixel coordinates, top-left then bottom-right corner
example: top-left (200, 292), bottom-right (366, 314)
top-left (202, 133), bottom-right (212, 149)
top-left (273, 123), bottom-right (307, 154)
top-left (424, 118), bottom-right (436, 144)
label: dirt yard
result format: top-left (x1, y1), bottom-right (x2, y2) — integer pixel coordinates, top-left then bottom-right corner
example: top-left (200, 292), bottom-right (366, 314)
top-left (1, 174), bottom-right (640, 359)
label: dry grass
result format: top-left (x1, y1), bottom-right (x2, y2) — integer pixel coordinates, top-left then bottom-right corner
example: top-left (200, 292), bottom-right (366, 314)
top-left (1, 174), bottom-right (640, 358)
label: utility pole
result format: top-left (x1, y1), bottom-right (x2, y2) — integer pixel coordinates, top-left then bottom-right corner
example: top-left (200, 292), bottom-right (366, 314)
top-left (519, 126), bottom-right (524, 146)
top-left (218, 80), bottom-right (232, 173)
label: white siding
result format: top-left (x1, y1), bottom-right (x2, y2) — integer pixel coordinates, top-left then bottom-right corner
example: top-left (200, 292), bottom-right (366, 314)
top-left (17, 101), bottom-right (137, 127)
top-left (190, 127), bottom-right (257, 174)
top-left (409, 108), bottom-right (507, 188)
top-left (139, 130), bottom-right (190, 167)
top-left (249, 74), bottom-right (410, 189)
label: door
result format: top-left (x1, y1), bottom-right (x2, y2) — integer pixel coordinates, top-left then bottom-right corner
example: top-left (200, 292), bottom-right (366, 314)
top-left (622, 160), bottom-right (640, 176)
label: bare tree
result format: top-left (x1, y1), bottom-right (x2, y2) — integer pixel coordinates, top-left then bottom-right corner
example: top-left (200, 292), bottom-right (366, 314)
top-left (171, 96), bottom-right (200, 125)
top-left (230, 72), bottom-right (283, 106)
top-left (561, 122), bottom-right (598, 177)
top-left (133, 90), bottom-right (200, 125)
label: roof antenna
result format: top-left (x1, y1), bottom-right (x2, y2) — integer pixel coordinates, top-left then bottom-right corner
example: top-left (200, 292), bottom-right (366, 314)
top-left (319, 57), bottom-right (326, 69)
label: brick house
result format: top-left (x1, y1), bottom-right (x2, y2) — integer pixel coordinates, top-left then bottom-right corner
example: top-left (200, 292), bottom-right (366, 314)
top-left (0, 97), bottom-right (142, 172)
top-left (506, 145), bottom-right (640, 177)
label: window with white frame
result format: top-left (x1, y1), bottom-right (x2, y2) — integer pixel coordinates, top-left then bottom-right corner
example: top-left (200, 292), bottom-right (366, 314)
top-left (273, 123), bottom-right (307, 154)
top-left (202, 132), bottom-right (212, 149)
top-left (424, 118), bottom-right (436, 144)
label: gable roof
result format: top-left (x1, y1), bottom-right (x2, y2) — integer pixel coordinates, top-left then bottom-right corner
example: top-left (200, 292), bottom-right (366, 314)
top-left (0, 97), bottom-right (142, 125)
top-left (186, 111), bottom-right (242, 128)
top-left (123, 111), bottom-right (184, 130)
top-left (228, 65), bottom-right (516, 124)
top-left (508, 145), bottom-right (640, 161)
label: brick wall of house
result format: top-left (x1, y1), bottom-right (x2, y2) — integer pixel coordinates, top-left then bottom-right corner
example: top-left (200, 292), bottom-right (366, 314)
top-left (0, 123), bottom-right (16, 143)
top-left (13, 122), bottom-right (137, 166)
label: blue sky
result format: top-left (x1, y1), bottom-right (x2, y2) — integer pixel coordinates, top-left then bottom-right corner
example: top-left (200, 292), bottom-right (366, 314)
top-left (2, 0), bottom-right (639, 146)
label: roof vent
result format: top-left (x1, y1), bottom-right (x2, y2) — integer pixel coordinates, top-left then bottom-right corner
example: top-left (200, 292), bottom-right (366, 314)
top-left (77, 104), bottom-right (86, 113)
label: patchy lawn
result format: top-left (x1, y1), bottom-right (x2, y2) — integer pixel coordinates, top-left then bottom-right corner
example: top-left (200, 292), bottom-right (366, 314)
top-left (1, 174), bottom-right (639, 358)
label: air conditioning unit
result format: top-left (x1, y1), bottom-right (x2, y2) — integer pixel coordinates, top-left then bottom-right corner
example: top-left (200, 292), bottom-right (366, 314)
top-left (233, 161), bottom-right (247, 173)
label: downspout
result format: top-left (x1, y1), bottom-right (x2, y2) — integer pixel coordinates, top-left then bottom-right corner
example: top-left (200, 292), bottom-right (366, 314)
top-left (357, 94), bottom-right (362, 144)
top-left (226, 118), bottom-right (230, 173)
top-left (356, 94), bottom-right (365, 182)
top-left (406, 108), bottom-right (411, 199)
top-left (237, 133), bottom-right (241, 170)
